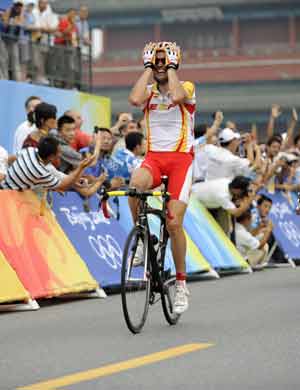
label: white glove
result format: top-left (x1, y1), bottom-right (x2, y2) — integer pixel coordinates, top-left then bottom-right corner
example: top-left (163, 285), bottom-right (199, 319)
top-left (165, 43), bottom-right (181, 70)
top-left (142, 42), bottom-right (156, 69)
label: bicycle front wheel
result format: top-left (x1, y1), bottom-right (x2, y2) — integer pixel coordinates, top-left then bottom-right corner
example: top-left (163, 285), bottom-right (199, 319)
top-left (121, 226), bottom-right (151, 334)
top-left (161, 270), bottom-right (180, 325)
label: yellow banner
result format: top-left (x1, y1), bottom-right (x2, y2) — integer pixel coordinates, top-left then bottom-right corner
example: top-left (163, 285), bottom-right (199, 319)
top-left (0, 250), bottom-right (29, 304)
top-left (0, 191), bottom-right (98, 299)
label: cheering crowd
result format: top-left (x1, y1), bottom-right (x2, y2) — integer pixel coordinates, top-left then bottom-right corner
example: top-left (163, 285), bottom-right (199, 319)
top-left (0, 36), bottom-right (300, 277)
top-left (0, 0), bottom-right (90, 87)
top-left (0, 96), bottom-right (299, 270)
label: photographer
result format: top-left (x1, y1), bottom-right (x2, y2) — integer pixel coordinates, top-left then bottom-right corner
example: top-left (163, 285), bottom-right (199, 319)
top-left (204, 128), bottom-right (255, 181)
top-left (193, 175), bottom-right (259, 238)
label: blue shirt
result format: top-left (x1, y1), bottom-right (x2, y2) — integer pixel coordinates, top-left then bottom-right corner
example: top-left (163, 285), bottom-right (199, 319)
top-left (114, 148), bottom-right (141, 181)
top-left (85, 154), bottom-right (124, 181)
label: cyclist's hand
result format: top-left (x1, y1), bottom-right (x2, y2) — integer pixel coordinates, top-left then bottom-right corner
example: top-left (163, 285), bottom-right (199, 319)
top-left (142, 42), bottom-right (156, 69)
top-left (165, 42), bottom-right (181, 70)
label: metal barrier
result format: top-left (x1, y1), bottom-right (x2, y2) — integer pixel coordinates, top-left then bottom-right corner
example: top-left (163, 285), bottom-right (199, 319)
top-left (0, 31), bottom-right (92, 92)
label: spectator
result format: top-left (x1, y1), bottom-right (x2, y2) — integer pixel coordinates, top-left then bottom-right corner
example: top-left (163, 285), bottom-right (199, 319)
top-left (32, 0), bottom-right (58, 84)
top-left (20, 0), bottom-right (37, 81)
top-left (83, 127), bottom-right (125, 190)
top-left (267, 105), bottom-right (298, 150)
top-left (204, 128), bottom-right (254, 181)
top-left (274, 152), bottom-right (300, 191)
top-left (193, 111), bottom-right (223, 183)
top-left (113, 119), bottom-right (139, 154)
top-left (235, 208), bottom-right (273, 269)
top-left (13, 95), bottom-right (42, 153)
top-left (192, 175), bottom-right (258, 236)
top-left (251, 194), bottom-right (286, 264)
top-left (23, 102), bottom-right (57, 148)
top-left (0, 136), bottom-right (94, 191)
top-left (54, 114), bottom-right (82, 173)
top-left (110, 112), bottom-right (133, 137)
top-left (2, 0), bottom-right (25, 81)
top-left (64, 109), bottom-right (92, 151)
top-left (113, 132), bottom-right (144, 182)
top-left (263, 136), bottom-right (286, 191)
top-left (54, 8), bottom-right (78, 88)
top-left (0, 31), bottom-right (9, 79)
top-left (76, 5), bottom-right (90, 56)
top-left (54, 114), bottom-right (101, 171)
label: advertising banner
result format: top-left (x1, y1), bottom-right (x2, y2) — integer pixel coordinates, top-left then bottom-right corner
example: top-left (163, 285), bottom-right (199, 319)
top-left (264, 191), bottom-right (300, 260)
top-left (52, 192), bottom-right (128, 288)
top-left (0, 190), bottom-right (98, 299)
top-left (0, 250), bottom-right (30, 304)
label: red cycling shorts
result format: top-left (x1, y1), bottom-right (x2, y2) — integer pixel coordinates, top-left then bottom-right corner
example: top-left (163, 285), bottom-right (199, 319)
top-left (141, 151), bottom-right (194, 204)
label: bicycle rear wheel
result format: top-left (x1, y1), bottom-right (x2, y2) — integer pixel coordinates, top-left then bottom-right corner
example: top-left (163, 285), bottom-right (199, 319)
top-left (161, 269), bottom-right (180, 325)
top-left (121, 226), bottom-right (151, 334)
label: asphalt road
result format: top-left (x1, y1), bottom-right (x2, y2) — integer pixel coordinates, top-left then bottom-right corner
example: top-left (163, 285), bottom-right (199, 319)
top-left (1, 267), bottom-right (300, 390)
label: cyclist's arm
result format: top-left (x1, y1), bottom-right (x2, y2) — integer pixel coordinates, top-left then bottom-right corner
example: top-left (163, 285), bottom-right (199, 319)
top-left (167, 69), bottom-right (190, 104)
top-left (128, 68), bottom-right (152, 107)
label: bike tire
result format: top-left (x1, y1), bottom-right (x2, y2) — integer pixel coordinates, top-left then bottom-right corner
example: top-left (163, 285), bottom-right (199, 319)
top-left (161, 265), bottom-right (180, 325)
top-left (121, 226), bottom-right (151, 334)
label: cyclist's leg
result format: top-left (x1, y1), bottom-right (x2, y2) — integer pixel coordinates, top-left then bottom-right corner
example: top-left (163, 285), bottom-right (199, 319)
top-left (129, 153), bottom-right (162, 223)
top-left (165, 153), bottom-right (193, 314)
top-left (128, 167), bottom-right (153, 223)
top-left (166, 199), bottom-right (188, 274)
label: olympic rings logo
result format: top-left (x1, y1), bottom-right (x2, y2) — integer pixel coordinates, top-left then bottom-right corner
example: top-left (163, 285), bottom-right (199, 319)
top-left (88, 234), bottom-right (122, 270)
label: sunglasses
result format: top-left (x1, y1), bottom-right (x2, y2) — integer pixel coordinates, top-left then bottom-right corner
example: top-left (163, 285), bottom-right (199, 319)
top-left (155, 57), bottom-right (166, 66)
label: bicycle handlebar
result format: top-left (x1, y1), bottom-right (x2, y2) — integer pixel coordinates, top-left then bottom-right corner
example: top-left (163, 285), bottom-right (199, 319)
top-left (98, 187), bottom-right (172, 219)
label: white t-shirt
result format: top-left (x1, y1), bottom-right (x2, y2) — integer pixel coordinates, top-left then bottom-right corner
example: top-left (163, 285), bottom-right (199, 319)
top-left (235, 222), bottom-right (260, 258)
top-left (205, 144), bottom-right (252, 181)
top-left (32, 5), bottom-right (58, 45)
top-left (193, 137), bottom-right (208, 182)
top-left (0, 146), bottom-right (8, 176)
top-left (13, 121), bottom-right (36, 154)
top-left (192, 178), bottom-right (236, 210)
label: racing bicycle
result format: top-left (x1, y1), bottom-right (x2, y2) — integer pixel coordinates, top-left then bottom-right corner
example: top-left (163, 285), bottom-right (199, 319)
top-left (99, 176), bottom-right (180, 334)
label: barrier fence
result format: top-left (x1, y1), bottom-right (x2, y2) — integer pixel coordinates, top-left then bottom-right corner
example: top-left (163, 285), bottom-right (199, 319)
top-left (0, 189), bottom-right (299, 311)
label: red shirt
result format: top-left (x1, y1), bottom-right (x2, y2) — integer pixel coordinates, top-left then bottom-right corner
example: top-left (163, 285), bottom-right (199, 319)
top-left (54, 17), bottom-right (78, 46)
top-left (70, 129), bottom-right (92, 151)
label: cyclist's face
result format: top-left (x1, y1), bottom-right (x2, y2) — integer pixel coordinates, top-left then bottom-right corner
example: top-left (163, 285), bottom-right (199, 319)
top-left (153, 51), bottom-right (168, 84)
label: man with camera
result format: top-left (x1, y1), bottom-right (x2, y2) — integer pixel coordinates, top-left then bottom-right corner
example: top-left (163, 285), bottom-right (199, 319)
top-left (128, 41), bottom-right (196, 314)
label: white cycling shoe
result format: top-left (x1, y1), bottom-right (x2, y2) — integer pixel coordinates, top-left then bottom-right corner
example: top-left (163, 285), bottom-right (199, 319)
top-left (173, 282), bottom-right (190, 315)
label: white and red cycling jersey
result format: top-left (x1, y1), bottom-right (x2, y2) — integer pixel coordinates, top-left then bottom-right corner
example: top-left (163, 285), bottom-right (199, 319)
top-left (140, 81), bottom-right (196, 204)
top-left (143, 81), bottom-right (196, 153)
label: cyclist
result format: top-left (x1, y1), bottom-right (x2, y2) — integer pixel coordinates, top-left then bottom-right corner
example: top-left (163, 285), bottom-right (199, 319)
top-left (128, 41), bottom-right (196, 314)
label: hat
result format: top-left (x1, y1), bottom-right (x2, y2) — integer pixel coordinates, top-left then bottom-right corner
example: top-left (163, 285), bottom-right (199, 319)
top-left (218, 128), bottom-right (241, 143)
top-left (277, 152), bottom-right (299, 164)
top-left (13, 0), bottom-right (24, 4)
